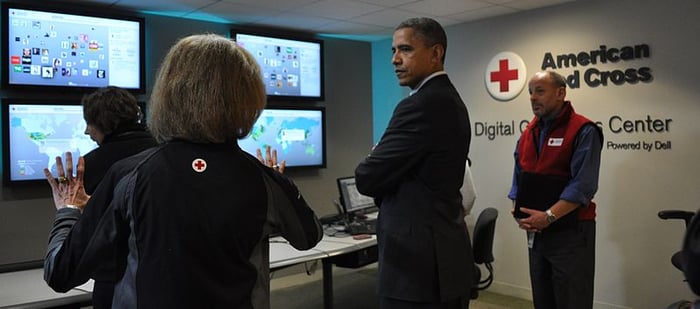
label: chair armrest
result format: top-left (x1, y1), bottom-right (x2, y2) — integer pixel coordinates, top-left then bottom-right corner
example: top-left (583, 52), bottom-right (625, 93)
top-left (658, 210), bottom-right (695, 226)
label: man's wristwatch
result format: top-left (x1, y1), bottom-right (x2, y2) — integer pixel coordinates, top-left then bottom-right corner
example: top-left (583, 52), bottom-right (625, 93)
top-left (545, 209), bottom-right (557, 224)
top-left (65, 204), bottom-right (81, 211)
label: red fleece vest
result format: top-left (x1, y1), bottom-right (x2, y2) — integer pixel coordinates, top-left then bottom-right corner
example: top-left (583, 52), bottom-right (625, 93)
top-left (517, 102), bottom-right (596, 220)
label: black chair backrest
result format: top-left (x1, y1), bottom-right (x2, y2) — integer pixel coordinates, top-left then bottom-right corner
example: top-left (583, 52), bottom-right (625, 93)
top-left (658, 210), bottom-right (696, 272)
top-left (683, 209), bottom-right (700, 295)
top-left (473, 207), bottom-right (498, 264)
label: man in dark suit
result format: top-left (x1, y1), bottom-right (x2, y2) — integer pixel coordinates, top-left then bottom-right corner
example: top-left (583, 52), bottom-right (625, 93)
top-left (355, 17), bottom-right (473, 309)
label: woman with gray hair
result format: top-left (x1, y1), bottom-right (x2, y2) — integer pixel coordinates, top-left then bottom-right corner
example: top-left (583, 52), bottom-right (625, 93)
top-left (43, 34), bottom-right (322, 309)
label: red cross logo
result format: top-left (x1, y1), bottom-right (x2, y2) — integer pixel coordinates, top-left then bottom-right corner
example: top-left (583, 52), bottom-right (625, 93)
top-left (490, 59), bottom-right (518, 92)
top-left (192, 158), bottom-right (207, 173)
top-left (484, 52), bottom-right (527, 102)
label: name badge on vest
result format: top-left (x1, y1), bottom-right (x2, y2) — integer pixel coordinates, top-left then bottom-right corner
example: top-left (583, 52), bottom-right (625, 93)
top-left (547, 138), bottom-right (564, 146)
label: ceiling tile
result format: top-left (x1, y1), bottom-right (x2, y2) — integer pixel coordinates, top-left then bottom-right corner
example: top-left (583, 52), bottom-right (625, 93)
top-left (483, 0), bottom-right (519, 4)
top-left (503, 0), bottom-right (575, 10)
top-left (290, 0), bottom-right (386, 20)
top-left (446, 4), bottom-right (518, 23)
top-left (254, 12), bottom-right (339, 32)
top-left (218, 0), bottom-right (320, 12)
top-left (194, 1), bottom-right (281, 23)
top-left (399, 0), bottom-right (494, 17)
top-left (315, 20), bottom-right (391, 34)
top-left (431, 16), bottom-right (465, 28)
top-left (52, 0), bottom-right (581, 41)
top-left (115, 0), bottom-right (218, 13)
top-left (352, 8), bottom-right (423, 27)
top-left (353, 0), bottom-right (422, 7)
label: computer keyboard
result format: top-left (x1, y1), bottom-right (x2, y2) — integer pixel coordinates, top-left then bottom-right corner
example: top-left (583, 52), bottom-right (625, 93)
top-left (346, 219), bottom-right (377, 235)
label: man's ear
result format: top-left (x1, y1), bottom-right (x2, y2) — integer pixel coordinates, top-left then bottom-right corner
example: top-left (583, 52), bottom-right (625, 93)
top-left (558, 86), bottom-right (567, 100)
top-left (432, 44), bottom-right (445, 63)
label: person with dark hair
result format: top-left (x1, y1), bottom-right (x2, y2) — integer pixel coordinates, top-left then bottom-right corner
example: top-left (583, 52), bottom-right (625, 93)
top-left (509, 71), bottom-right (603, 309)
top-left (355, 17), bottom-right (473, 309)
top-left (81, 86), bottom-right (157, 195)
top-left (42, 33), bottom-right (322, 308)
top-left (72, 86), bottom-right (158, 309)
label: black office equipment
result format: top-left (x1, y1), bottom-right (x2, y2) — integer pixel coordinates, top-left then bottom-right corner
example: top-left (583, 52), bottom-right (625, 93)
top-left (337, 176), bottom-right (376, 218)
top-left (327, 244), bottom-right (378, 268)
top-left (346, 219), bottom-right (377, 235)
top-left (336, 176), bottom-right (377, 234)
top-left (514, 172), bottom-right (568, 218)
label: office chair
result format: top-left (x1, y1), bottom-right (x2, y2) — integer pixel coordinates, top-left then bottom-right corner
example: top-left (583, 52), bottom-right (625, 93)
top-left (471, 207), bottom-right (498, 299)
top-left (659, 209), bottom-right (700, 309)
top-left (659, 210), bottom-right (696, 272)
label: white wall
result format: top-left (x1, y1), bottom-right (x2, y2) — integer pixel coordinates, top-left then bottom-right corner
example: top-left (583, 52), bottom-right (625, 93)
top-left (441, 0), bottom-right (700, 307)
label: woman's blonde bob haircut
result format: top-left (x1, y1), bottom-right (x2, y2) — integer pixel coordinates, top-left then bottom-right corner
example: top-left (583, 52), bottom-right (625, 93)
top-left (149, 34), bottom-right (266, 143)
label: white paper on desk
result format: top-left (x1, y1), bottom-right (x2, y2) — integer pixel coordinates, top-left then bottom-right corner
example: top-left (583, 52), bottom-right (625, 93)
top-left (75, 279), bottom-right (95, 292)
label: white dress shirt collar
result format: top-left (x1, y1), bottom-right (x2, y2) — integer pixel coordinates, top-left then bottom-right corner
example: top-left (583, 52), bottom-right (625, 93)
top-left (409, 71), bottom-right (447, 96)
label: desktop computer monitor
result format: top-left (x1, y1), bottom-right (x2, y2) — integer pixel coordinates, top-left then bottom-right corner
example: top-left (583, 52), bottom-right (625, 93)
top-left (337, 176), bottom-right (375, 216)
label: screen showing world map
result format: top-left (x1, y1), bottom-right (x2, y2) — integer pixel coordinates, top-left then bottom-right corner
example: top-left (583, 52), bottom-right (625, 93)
top-left (238, 107), bottom-right (325, 168)
top-left (4, 103), bottom-right (97, 184)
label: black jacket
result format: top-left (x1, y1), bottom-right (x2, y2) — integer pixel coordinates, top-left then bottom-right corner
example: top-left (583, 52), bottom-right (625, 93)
top-left (44, 141), bottom-right (322, 308)
top-left (355, 74), bottom-right (474, 302)
top-left (82, 128), bottom-right (157, 195)
top-left (79, 127), bottom-right (157, 308)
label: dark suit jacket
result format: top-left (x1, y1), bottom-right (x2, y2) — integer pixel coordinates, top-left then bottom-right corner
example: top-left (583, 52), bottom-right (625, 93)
top-left (355, 74), bottom-right (474, 302)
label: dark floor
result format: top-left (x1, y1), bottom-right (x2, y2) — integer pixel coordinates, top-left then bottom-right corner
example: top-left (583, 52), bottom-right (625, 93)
top-left (78, 265), bottom-right (532, 309)
top-left (270, 265), bottom-right (534, 309)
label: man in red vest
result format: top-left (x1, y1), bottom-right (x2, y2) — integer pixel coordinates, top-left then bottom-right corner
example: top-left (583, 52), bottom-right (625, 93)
top-left (509, 70), bottom-right (603, 309)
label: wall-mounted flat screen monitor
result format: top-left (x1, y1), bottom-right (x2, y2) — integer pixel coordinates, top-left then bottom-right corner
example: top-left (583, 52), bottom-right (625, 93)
top-left (1, 2), bottom-right (146, 93)
top-left (2, 99), bottom-right (99, 185)
top-left (232, 28), bottom-right (324, 101)
top-left (238, 106), bottom-right (326, 169)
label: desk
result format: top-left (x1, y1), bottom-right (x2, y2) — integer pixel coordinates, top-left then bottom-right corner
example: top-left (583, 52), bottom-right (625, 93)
top-left (0, 269), bottom-right (93, 309)
top-left (317, 235), bottom-right (378, 309)
top-left (269, 234), bottom-right (378, 309)
top-left (269, 238), bottom-right (327, 270)
top-left (0, 235), bottom-right (377, 309)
